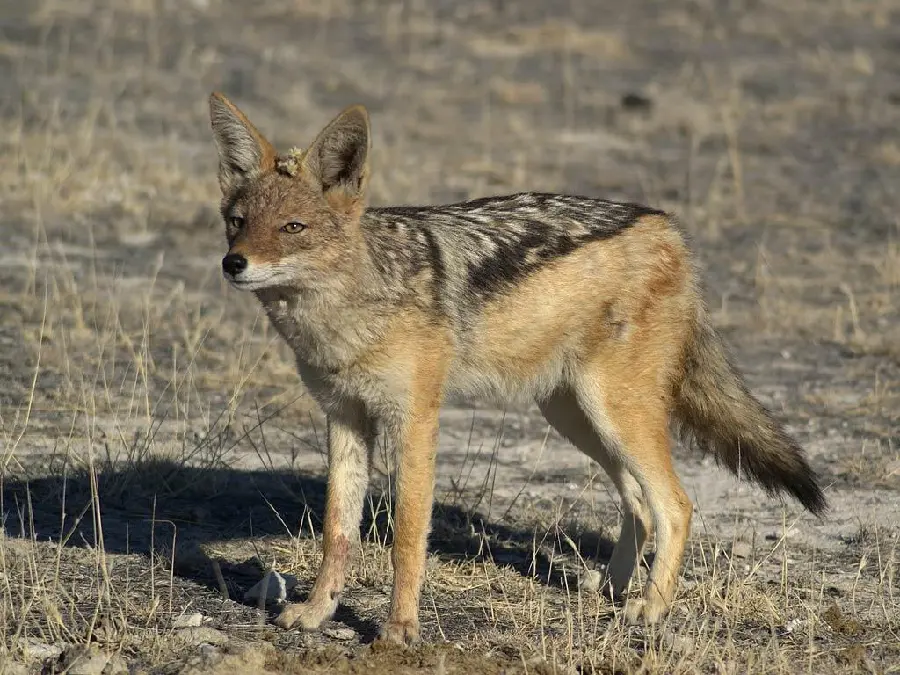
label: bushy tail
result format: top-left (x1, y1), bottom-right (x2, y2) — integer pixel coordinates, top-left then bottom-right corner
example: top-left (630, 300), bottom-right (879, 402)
top-left (673, 307), bottom-right (827, 515)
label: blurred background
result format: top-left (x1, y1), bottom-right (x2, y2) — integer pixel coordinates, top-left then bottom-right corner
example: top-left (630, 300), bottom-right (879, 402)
top-left (0, 1), bottom-right (898, 670)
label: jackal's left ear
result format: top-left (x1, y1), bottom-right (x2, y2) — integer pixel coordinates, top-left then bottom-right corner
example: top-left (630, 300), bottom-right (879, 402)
top-left (209, 92), bottom-right (277, 194)
top-left (303, 105), bottom-right (370, 211)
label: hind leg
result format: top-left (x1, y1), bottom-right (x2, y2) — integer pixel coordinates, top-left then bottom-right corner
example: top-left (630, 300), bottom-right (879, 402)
top-left (537, 389), bottom-right (652, 599)
top-left (571, 376), bottom-right (693, 624)
top-left (604, 472), bottom-right (652, 597)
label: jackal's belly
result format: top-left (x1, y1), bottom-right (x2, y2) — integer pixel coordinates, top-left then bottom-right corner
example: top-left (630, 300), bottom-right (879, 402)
top-left (445, 313), bottom-right (611, 402)
top-left (445, 350), bottom-right (570, 402)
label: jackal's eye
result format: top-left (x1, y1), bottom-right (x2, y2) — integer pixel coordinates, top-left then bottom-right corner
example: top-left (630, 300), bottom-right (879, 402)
top-left (229, 216), bottom-right (244, 230)
top-left (281, 221), bottom-right (306, 234)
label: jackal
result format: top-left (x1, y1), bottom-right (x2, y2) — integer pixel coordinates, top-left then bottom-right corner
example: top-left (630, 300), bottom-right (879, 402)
top-left (207, 93), bottom-right (826, 645)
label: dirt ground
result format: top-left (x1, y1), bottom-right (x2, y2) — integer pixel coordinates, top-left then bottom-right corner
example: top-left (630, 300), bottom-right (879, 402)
top-left (1, 0), bottom-right (899, 673)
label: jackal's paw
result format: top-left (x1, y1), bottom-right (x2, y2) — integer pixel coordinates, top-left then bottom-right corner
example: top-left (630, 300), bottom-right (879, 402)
top-left (273, 599), bottom-right (336, 631)
top-left (623, 597), bottom-right (669, 625)
top-left (376, 619), bottom-right (420, 647)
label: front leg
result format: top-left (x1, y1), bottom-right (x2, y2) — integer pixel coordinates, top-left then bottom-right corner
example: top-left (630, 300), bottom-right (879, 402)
top-left (274, 399), bottom-right (374, 631)
top-left (377, 391), bottom-right (442, 646)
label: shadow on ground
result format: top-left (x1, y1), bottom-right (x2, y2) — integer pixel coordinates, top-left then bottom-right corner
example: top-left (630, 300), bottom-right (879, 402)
top-left (1, 459), bottom-right (615, 641)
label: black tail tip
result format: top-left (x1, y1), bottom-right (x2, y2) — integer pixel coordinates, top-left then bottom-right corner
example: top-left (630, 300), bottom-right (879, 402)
top-left (794, 475), bottom-right (828, 516)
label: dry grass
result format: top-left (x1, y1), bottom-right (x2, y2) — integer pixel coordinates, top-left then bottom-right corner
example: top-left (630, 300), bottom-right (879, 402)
top-left (1, 0), bottom-right (899, 672)
top-left (2, 452), bottom-right (898, 673)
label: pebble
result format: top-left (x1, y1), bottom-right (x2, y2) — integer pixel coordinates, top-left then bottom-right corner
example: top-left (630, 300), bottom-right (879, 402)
top-left (322, 627), bottom-right (357, 642)
top-left (579, 569), bottom-right (603, 593)
top-left (21, 638), bottom-right (64, 661)
top-left (176, 627), bottom-right (230, 646)
top-left (783, 617), bottom-right (805, 634)
top-left (173, 612), bottom-right (204, 629)
top-left (243, 570), bottom-right (298, 605)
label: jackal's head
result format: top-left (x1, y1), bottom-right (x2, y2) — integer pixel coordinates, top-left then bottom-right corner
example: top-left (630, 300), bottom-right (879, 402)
top-left (208, 93), bottom-right (370, 293)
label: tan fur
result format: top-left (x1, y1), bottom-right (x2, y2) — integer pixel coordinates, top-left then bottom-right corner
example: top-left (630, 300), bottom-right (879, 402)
top-left (455, 216), bottom-right (690, 400)
top-left (208, 95), bottom-right (825, 645)
top-left (383, 334), bottom-right (448, 642)
top-left (273, 400), bottom-right (374, 631)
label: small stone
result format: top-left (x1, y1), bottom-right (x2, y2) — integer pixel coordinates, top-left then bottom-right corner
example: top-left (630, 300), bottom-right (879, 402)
top-left (579, 569), bottom-right (603, 593)
top-left (176, 627), bottom-right (230, 646)
top-left (243, 570), bottom-right (298, 605)
top-left (22, 638), bottom-right (64, 660)
top-left (173, 612), bottom-right (204, 629)
top-left (322, 627), bottom-right (357, 642)
top-left (783, 617), bottom-right (805, 634)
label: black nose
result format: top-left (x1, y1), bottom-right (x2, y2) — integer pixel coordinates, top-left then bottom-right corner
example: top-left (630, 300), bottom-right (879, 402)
top-left (222, 253), bottom-right (248, 277)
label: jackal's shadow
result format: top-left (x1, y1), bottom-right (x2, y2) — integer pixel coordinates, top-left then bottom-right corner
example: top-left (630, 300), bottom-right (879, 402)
top-left (1, 459), bottom-right (616, 638)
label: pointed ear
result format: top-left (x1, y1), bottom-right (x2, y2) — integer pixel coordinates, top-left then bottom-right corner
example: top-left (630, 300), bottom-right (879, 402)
top-left (303, 105), bottom-right (370, 207)
top-left (208, 92), bottom-right (277, 193)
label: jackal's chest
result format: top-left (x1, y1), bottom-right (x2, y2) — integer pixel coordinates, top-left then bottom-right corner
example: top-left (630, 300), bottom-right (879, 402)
top-left (260, 297), bottom-right (380, 375)
top-left (261, 301), bottom-right (337, 365)
top-left (258, 300), bottom-right (406, 418)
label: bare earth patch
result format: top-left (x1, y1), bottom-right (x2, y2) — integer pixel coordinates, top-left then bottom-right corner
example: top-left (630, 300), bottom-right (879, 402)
top-left (1, 0), bottom-right (898, 673)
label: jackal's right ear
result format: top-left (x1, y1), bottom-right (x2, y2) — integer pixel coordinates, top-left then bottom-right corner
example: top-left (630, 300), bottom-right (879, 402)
top-left (208, 92), bottom-right (277, 194)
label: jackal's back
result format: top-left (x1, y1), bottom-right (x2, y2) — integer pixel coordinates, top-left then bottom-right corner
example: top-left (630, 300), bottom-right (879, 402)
top-left (363, 192), bottom-right (664, 318)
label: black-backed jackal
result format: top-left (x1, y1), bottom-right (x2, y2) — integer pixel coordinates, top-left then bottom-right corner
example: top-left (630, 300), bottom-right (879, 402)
top-left (208, 93), bottom-right (825, 646)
